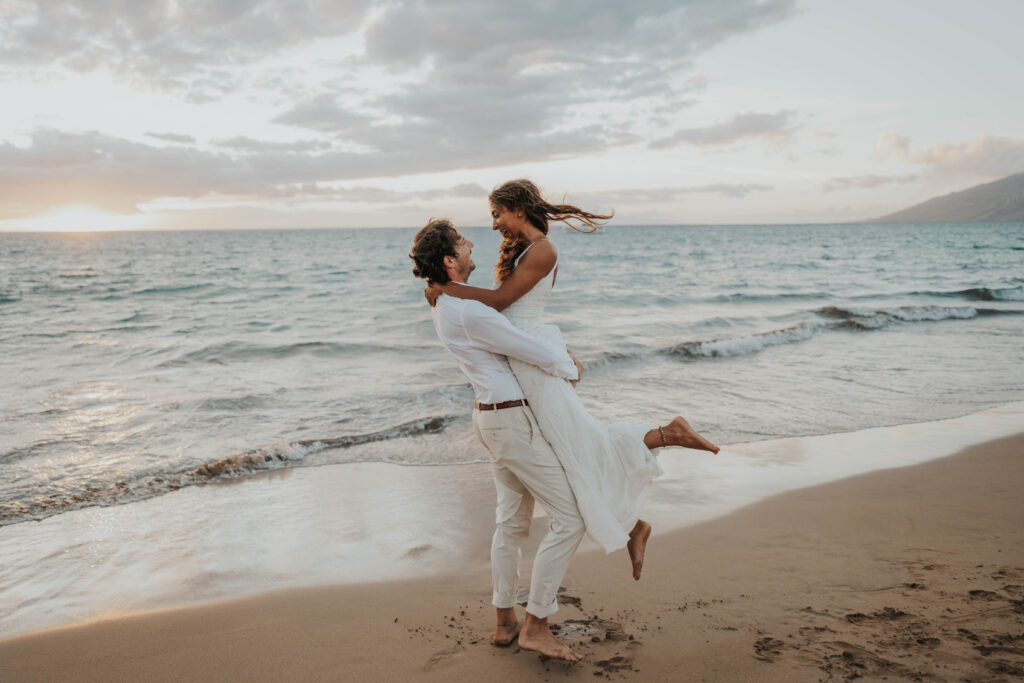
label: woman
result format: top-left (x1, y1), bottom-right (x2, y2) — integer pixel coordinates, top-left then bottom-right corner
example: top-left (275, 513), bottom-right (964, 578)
top-left (430, 179), bottom-right (719, 580)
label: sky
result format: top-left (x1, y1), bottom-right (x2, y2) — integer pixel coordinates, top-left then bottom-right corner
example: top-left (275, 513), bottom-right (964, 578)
top-left (2, 0), bottom-right (1023, 231)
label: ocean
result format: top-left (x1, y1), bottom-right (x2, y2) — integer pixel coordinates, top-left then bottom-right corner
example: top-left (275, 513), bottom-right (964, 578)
top-left (2, 222), bottom-right (1023, 528)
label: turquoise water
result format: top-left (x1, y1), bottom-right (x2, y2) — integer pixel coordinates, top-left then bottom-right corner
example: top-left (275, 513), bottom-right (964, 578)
top-left (1, 222), bottom-right (1022, 526)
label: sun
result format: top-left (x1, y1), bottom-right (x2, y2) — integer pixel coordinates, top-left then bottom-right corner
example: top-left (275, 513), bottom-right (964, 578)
top-left (5, 206), bottom-right (153, 232)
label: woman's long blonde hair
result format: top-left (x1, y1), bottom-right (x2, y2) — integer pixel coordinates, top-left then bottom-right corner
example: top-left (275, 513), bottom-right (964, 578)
top-left (491, 179), bottom-right (613, 280)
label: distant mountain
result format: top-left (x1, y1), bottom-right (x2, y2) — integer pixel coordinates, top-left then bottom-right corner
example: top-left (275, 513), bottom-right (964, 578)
top-left (873, 172), bottom-right (1024, 223)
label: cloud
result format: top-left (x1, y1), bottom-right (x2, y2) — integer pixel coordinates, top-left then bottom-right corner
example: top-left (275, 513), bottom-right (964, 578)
top-left (211, 136), bottom-right (333, 153)
top-left (145, 132), bottom-right (196, 144)
top-left (0, 129), bottom-right (251, 215)
top-left (362, 1), bottom-right (794, 73)
top-left (575, 184), bottom-right (773, 208)
top-left (0, 128), bottom-right (496, 215)
top-left (271, 94), bottom-right (374, 136)
top-left (273, 1), bottom-right (796, 160)
top-left (615, 184), bottom-right (773, 200)
top-left (650, 110), bottom-right (800, 150)
top-left (876, 133), bottom-right (910, 160)
top-left (821, 174), bottom-right (918, 192)
top-left (271, 75), bottom-right (637, 171)
top-left (448, 182), bottom-right (489, 198)
top-left (911, 135), bottom-right (1024, 179)
top-left (871, 134), bottom-right (1024, 181)
top-left (0, 1), bottom-right (372, 95)
top-left (2, 122), bottom-right (781, 215)
top-left (3, 0), bottom-right (794, 110)
top-left (684, 75), bottom-right (709, 92)
top-left (265, 182), bottom-right (488, 202)
top-left (1, 1), bottom-right (801, 218)
top-left (1, 124), bottom-right (778, 220)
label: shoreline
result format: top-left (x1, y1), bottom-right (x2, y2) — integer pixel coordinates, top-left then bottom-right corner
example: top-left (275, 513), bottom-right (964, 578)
top-left (2, 432), bottom-right (1022, 681)
top-left (2, 396), bottom-right (1017, 533)
top-left (1, 402), bottom-right (1023, 641)
top-left (6, 399), bottom-right (1024, 533)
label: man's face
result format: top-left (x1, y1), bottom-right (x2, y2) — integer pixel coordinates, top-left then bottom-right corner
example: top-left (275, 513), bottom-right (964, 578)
top-left (449, 231), bottom-right (475, 281)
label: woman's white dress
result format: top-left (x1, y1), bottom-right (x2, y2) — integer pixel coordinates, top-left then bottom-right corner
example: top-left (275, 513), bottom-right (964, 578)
top-left (502, 245), bottom-right (664, 553)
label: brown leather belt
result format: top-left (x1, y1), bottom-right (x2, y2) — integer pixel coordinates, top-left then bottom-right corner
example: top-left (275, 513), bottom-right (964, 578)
top-left (475, 399), bottom-right (528, 411)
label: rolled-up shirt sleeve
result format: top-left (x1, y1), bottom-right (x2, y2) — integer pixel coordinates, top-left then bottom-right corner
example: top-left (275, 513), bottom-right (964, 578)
top-left (461, 301), bottom-right (578, 380)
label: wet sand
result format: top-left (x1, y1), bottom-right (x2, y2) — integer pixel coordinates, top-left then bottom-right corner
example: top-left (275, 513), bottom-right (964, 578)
top-left (2, 433), bottom-right (1022, 681)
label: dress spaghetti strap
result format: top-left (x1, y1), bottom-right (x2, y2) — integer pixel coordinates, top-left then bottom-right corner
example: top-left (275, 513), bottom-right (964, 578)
top-left (514, 238), bottom-right (553, 267)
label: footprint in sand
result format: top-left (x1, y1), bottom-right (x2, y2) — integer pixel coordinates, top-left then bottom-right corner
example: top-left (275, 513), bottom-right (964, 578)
top-left (797, 625), bottom-right (835, 640)
top-left (968, 589), bottom-right (1002, 601)
top-left (556, 592), bottom-right (583, 609)
top-left (990, 566), bottom-right (1024, 581)
top-left (422, 645), bottom-right (463, 671)
top-left (594, 642), bottom-right (642, 673)
top-left (844, 607), bottom-right (911, 623)
top-left (551, 617), bottom-right (632, 644)
top-left (820, 641), bottom-right (913, 679)
top-left (974, 632), bottom-right (1024, 659)
top-left (752, 636), bottom-right (786, 662)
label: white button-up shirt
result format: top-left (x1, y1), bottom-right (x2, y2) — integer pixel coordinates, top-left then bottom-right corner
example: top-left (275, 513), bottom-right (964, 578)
top-left (431, 292), bottom-right (578, 404)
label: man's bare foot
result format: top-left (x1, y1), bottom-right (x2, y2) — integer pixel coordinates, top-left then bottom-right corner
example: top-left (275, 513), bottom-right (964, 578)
top-left (491, 619), bottom-right (520, 646)
top-left (519, 614), bottom-right (582, 662)
top-left (627, 520), bottom-right (652, 581)
top-left (663, 416), bottom-right (719, 454)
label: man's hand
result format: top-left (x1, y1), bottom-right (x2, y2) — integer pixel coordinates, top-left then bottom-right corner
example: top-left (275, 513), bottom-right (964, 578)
top-left (567, 350), bottom-right (584, 387)
top-left (424, 281), bottom-right (441, 307)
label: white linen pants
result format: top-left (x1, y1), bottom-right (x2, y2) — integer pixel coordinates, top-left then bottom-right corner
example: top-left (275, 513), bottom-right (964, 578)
top-left (472, 404), bottom-right (585, 620)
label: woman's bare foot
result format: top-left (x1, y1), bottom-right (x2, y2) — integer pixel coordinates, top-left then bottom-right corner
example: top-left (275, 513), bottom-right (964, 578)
top-left (663, 416), bottom-right (719, 454)
top-left (518, 614), bottom-right (582, 662)
top-left (627, 520), bottom-right (652, 581)
top-left (491, 619), bottom-right (520, 647)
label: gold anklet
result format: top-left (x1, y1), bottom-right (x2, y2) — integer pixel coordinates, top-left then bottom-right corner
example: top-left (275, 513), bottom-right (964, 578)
top-left (658, 425), bottom-right (667, 447)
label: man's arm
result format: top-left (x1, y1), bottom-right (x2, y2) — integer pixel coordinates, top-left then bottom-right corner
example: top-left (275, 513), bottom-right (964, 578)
top-left (461, 302), bottom-right (578, 381)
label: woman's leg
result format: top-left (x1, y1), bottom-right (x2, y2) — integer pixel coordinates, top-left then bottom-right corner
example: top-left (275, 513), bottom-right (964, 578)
top-left (643, 416), bottom-right (719, 454)
top-left (629, 418), bottom-right (717, 580)
top-left (627, 519), bottom-right (652, 580)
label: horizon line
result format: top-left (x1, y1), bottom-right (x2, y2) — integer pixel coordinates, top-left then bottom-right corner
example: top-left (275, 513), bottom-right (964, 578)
top-left (5, 219), bottom-right (1024, 235)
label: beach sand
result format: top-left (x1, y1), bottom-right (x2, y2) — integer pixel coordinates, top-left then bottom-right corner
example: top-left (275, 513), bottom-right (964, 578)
top-left (2, 433), bottom-right (1022, 681)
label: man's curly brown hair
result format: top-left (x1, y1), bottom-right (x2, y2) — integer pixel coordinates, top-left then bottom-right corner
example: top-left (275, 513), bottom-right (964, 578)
top-left (409, 218), bottom-right (459, 284)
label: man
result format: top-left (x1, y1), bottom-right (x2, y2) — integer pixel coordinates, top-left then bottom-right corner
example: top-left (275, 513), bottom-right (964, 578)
top-left (410, 218), bottom-right (587, 662)
top-left (410, 218), bottom-right (719, 662)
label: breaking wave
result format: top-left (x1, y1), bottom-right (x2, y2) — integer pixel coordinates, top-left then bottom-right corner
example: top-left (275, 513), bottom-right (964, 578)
top-left (668, 322), bottom-right (823, 358)
top-left (0, 414), bottom-right (460, 527)
top-left (920, 285), bottom-right (1024, 302)
top-left (818, 304), bottom-right (1020, 329)
top-left (661, 304), bottom-right (1021, 361)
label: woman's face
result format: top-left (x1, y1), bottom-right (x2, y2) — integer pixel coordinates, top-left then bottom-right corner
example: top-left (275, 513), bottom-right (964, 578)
top-left (490, 203), bottom-right (527, 240)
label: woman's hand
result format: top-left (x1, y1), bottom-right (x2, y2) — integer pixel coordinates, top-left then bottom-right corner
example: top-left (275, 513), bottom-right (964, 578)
top-left (567, 350), bottom-right (584, 387)
top-left (424, 281), bottom-right (442, 307)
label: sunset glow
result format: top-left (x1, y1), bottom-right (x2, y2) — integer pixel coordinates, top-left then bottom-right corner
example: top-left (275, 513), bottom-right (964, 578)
top-left (10, 206), bottom-right (154, 233)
